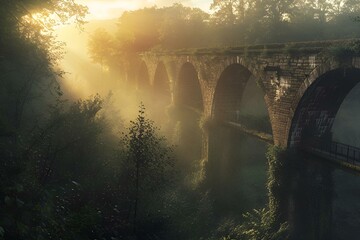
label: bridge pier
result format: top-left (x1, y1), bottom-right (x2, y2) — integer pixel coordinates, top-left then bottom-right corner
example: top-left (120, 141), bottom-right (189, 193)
top-left (136, 41), bottom-right (360, 172)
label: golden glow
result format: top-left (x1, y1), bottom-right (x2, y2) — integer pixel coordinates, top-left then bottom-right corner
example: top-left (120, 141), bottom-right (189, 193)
top-left (74, 0), bottom-right (212, 20)
top-left (22, 11), bottom-right (62, 33)
top-left (22, 12), bottom-right (46, 25)
top-left (77, 0), bottom-right (139, 20)
top-left (29, 12), bottom-right (45, 22)
top-left (55, 0), bottom-right (212, 120)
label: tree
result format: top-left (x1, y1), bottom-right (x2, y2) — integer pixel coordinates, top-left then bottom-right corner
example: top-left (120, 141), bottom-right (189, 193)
top-left (88, 28), bottom-right (116, 66)
top-left (0, 0), bottom-right (88, 65)
top-left (159, 4), bottom-right (210, 49)
top-left (87, 4), bottom-right (210, 83)
top-left (121, 104), bottom-right (174, 234)
top-left (116, 7), bottom-right (162, 53)
top-left (211, 0), bottom-right (237, 25)
top-left (0, 1), bottom-right (88, 238)
top-left (0, 0), bottom-right (88, 134)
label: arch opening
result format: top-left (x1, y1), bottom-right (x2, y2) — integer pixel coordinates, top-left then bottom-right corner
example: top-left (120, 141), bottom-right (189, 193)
top-left (135, 61), bottom-right (151, 105)
top-left (136, 61), bottom-right (150, 92)
top-left (212, 64), bottom-right (252, 121)
top-left (153, 62), bottom-right (171, 106)
top-left (208, 63), bottom-right (270, 214)
top-left (209, 63), bottom-right (271, 156)
top-left (208, 64), bottom-right (272, 172)
top-left (175, 62), bottom-right (203, 111)
top-left (173, 62), bottom-right (203, 168)
top-left (288, 68), bottom-right (360, 148)
top-left (150, 62), bottom-right (172, 125)
top-left (238, 76), bottom-right (272, 134)
top-left (212, 63), bottom-right (271, 134)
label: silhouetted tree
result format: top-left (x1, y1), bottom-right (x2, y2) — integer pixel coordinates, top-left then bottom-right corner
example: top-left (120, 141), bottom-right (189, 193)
top-left (121, 104), bottom-right (175, 235)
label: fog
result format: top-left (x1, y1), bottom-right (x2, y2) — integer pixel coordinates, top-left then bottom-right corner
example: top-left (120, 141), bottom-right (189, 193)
top-left (55, 20), bottom-right (145, 122)
top-left (54, 7), bottom-right (360, 238)
top-left (3, 1), bottom-right (360, 239)
top-left (333, 83), bottom-right (360, 147)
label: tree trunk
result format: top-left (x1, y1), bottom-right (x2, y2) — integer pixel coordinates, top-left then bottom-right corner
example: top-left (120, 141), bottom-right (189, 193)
top-left (133, 160), bottom-right (140, 234)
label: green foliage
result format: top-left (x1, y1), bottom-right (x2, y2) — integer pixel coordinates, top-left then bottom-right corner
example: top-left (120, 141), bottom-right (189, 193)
top-left (0, 0), bottom-right (88, 151)
top-left (0, 92), bottom-right (118, 239)
top-left (0, 1), bottom-right (225, 239)
top-left (265, 145), bottom-right (293, 230)
top-left (88, 28), bottom-right (117, 65)
top-left (215, 208), bottom-right (288, 240)
top-left (327, 40), bottom-right (360, 59)
top-left (162, 188), bottom-right (215, 240)
top-left (0, 0), bottom-right (88, 68)
top-left (87, 1), bottom-right (360, 79)
top-left (239, 208), bottom-right (288, 240)
top-left (87, 4), bottom-right (210, 69)
top-left (0, 2), bottom-right (92, 238)
top-left (120, 103), bottom-right (176, 235)
top-left (122, 103), bottom-right (175, 192)
top-left (5, 1), bottom-right (359, 239)
top-left (209, 145), bottom-right (290, 240)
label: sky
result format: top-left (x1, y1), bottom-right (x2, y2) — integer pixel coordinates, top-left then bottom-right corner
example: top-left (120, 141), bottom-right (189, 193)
top-left (76, 0), bottom-right (212, 20)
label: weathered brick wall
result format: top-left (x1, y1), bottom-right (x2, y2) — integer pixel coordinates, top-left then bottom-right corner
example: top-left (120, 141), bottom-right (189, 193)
top-left (140, 41), bottom-right (360, 159)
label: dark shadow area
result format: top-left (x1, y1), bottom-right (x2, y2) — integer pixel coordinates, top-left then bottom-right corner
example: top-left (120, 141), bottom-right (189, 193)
top-left (151, 62), bottom-right (171, 124)
top-left (213, 64), bottom-right (251, 121)
top-left (274, 150), bottom-right (360, 240)
top-left (289, 68), bottom-right (360, 147)
top-left (136, 61), bottom-right (151, 103)
top-left (175, 62), bottom-right (203, 111)
top-left (173, 62), bottom-right (203, 168)
top-left (208, 64), bottom-right (271, 218)
top-left (207, 126), bottom-right (268, 216)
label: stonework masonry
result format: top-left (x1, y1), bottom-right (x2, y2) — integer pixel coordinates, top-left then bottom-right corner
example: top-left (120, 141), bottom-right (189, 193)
top-left (137, 40), bottom-right (360, 159)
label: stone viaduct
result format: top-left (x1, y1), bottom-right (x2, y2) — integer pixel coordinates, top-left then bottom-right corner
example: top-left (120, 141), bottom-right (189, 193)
top-left (128, 39), bottom-right (360, 159)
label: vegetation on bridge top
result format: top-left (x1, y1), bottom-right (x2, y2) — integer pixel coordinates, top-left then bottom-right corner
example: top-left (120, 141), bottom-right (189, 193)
top-left (147, 38), bottom-right (360, 57)
top-left (88, 1), bottom-right (360, 70)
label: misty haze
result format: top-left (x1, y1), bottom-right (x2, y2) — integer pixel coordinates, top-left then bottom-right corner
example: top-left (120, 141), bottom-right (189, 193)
top-left (2, 1), bottom-right (360, 240)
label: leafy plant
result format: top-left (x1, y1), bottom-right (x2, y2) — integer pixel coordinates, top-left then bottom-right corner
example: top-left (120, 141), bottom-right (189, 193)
top-left (215, 208), bottom-right (288, 240)
top-left (120, 103), bottom-right (175, 235)
top-left (327, 40), bottom-right (360, 60)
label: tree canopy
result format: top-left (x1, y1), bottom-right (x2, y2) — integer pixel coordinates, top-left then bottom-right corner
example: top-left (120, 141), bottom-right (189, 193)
top-left (87, 4), bottom-right (210, 66)
top-left (88, 1), bottom-right (360, 74)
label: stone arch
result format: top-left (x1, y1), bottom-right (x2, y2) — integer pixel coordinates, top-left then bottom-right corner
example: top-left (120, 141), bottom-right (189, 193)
top-left (175, 62), bottom-right (203, 111)
top-left (212, 63), bottom-right (255, 121)
top-left (207, 63), bottom-right (270, 195)
top-left (172, 62), bottom-right (204, 167)
top-left (288, 66), bottom-right (360, 147)
top-left (149, 62), bottom-right (172, 124)
top-left (152, 62), bottom-right (171, 106)
top-left (136, 61), bottom-right (150, 91)
top-left (290, 60), bottom-right (343, 115)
